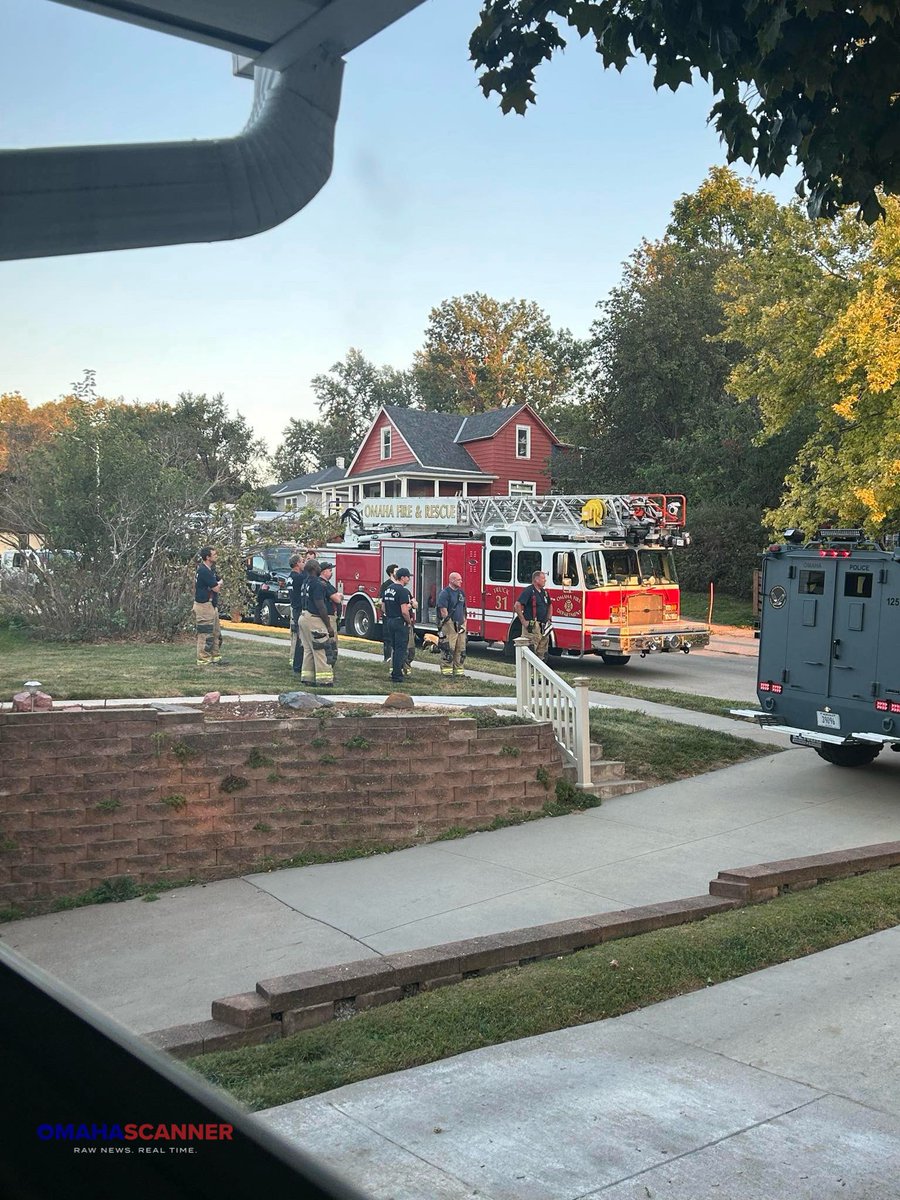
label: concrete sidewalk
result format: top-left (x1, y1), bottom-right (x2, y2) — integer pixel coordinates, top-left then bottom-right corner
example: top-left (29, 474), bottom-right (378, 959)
top-left (259, 927), bottom-right (900, 1199)
top-left (4, 744), bottom-right (899, 1034)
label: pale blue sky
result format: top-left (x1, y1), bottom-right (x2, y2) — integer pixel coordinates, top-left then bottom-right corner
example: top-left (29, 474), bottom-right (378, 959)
top-left (1, 0), bottom-right (800, 452)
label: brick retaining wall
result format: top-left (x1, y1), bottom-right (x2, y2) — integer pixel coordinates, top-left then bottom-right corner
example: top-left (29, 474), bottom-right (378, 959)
top-left (0, 707), bottom-right (564, 911)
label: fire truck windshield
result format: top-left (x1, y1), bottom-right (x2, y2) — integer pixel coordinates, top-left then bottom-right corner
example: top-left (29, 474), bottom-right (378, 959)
top-left (637, 549), bottom-right (677, 584)
top-left (581, 548), bottom-right (677, 588)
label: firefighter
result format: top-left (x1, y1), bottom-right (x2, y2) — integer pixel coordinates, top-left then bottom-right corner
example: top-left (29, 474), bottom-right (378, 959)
top-left (288, 553), bottom-right (303, 673)
top-left (437, 571), bottom-right (467, 677)
top-left (381, 566), bottom-right (414, 685)
top-left (515, 569), bottom-right (552, 660)
top-left (193, 546), bottom-right (223, 667)
top-left (378, 563), bottom-right (399, 663)
top-left (318, 561), bottom-right (343, 679)
top-left (298, 560), bottom-right (336, 687)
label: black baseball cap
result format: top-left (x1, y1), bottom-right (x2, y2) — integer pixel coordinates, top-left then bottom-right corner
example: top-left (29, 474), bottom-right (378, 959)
top-left (395, 567), bottom-right (411, 579)
top-left (318, 561), bottom-right (334, 571)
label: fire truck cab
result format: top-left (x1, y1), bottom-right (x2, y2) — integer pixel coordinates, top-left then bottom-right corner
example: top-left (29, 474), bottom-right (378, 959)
top-left (331, 494), bottom-right (710, 664)
top-left (735, 528), bottom-right (900, 766)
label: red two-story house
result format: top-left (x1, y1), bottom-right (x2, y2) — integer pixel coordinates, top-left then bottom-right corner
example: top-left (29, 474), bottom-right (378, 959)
top-left (276, 403), bottom-right (564, 512)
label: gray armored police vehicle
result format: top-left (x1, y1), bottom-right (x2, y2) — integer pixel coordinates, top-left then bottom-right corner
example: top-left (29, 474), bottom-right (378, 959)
top-left (734, 527), bottom-right (900, 767)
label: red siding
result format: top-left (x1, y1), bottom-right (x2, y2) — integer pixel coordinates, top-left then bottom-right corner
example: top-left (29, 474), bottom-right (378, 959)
top-left (351, 412), bottom-right (417, 475)
top-left (464, 412), bottom-right (554, 495)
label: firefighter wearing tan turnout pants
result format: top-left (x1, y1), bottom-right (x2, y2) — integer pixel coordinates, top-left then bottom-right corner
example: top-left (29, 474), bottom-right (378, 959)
top-left (299, 560), bottom-right (336, 687)
top-left (437, 572), bottom-right (467, 677)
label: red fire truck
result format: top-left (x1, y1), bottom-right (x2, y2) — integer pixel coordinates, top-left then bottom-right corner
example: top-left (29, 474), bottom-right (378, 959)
top-left (329, 493), bottom-right (710, 665)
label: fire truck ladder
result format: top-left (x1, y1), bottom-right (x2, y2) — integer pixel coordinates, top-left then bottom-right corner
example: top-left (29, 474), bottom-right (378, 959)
top-left (459, 494), bottom-right (683, 540)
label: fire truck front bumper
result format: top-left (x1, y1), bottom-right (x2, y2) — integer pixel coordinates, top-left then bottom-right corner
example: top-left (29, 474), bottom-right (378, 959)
top-left (590, 625), bottom-right (710, 655)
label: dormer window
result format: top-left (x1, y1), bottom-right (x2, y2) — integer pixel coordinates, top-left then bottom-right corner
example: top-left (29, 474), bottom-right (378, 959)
top-left (516, 425), bottom-right (531, 459)
top-left (380, 425), bottom-right (392, 460)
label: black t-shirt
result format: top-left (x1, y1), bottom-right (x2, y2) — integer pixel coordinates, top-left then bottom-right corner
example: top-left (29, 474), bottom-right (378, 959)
top-left (382, 582), bottom-right (411, 619)
top-left (291, 570), bottom-right (307, 615)
top-left (517, 584), bottom-right (550, 624)
top-left (302, 575), bottom-right (330, 620)
top-left (195, 562), bottom-right (218, 604)
top-left (378, 578), bottom-right (394, 599)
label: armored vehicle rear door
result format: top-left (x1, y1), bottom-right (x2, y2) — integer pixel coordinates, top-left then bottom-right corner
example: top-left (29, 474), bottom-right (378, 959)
top-left (757, 554), bottom-right (792, 686)
top-left (875, 559), bottom-right (900, 709)
top-left (783, 557), bottom-right (835, 698)
top-left (829, 561), bottom-right (879, 702)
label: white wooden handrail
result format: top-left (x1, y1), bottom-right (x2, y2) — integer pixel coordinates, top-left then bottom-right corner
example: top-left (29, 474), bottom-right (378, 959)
top-left (514, 637), bottom-right (592, 786)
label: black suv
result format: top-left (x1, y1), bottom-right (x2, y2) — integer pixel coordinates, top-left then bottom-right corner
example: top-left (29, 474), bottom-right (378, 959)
top-left (245, 544), bottom-right (299, 626)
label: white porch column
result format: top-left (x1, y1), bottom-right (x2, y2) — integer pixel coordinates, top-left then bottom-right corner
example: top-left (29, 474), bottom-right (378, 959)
top-left (400, 477), bottom-right (407, 497)
top-left (434, 479), bottom-right (440, 496)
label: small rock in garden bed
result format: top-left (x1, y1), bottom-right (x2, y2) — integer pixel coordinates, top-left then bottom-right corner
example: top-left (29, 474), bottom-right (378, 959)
top-left (278, 690), bottom-right (333, 710)
top-left (383, 693), bottom-right (414, 709)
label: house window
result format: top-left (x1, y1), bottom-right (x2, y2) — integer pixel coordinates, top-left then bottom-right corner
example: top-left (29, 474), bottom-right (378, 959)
top-left (508, 480), bottom-right (537, 497)
top-left (380, 426), bottom-right (392, 460)
top-left (515, 425), bottom-right (531, 459)
top-left (283, 497), bottom-right (295, 511)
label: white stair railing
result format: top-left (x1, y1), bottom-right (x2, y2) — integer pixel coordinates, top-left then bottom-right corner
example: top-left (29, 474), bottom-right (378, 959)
top-left (514, 637), bottom-right (592, 787)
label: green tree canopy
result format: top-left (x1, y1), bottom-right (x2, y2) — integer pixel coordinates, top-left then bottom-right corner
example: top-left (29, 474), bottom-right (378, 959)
top-left (414, 293), bottom-right (584, 413)
top-left (271, 349), bottom-right (418, 481)
top-left (719, 193), bottom-right (900, 533)
top-left (470, 1), bottom-right (900, 221)
top-left (584, 169), bottom-right (804, 511)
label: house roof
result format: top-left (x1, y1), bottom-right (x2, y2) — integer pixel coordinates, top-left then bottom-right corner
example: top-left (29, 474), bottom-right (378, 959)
top-left (455, 405), bottom-right (526, 443)
top-left (272, 465), bottom-right (348, 496)
top-left (383, 407), bottom-right (485, 473)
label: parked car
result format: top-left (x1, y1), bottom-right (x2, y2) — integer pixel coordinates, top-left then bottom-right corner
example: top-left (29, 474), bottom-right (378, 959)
top-left (245, 544), bottom-right (300, 626)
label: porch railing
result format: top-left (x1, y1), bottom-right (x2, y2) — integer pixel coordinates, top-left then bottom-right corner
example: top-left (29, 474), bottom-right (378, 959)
top-left (514, 637), bottom-right (592, 786)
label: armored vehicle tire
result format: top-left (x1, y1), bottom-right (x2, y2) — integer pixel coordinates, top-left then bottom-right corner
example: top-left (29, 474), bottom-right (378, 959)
top-left (600, 653), bottom-right (631, 667)
top-left (814, 743), bottom-right (882, 768)
top-left (257, 598), bottom-right (277, 626)
top-left (346, 600), bottom-right (376, 640)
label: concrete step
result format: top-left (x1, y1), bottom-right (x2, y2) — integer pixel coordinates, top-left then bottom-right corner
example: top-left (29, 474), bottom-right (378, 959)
top-left (588, 758), bottom-right (627, 782)
top-left (583, 779), bottom-right (645, 800)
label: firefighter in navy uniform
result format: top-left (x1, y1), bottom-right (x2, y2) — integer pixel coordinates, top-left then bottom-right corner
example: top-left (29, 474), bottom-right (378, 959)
top-left (318, 561), bottom-right (343, 682)
top-left (298, 560), bottom-right (336, 687)
top-left (515, 569), bottom-right (552, 661)
top-left (381, 566), bottom-right (414, 685)
top-left (437, 571), bottom-right (467, 677)
top-left (288, 553), bottom-right (303, 673)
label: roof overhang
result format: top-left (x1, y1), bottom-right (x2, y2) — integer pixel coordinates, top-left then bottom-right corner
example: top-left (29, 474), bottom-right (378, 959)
top-left (1, 1), bottom-right (426, 260)
top-left (312, 466), bottom-right (497, 488)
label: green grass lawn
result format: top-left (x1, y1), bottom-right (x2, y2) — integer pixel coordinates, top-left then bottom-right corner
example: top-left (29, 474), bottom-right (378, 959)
top-left (590, 709), bottom-right (775, 784)
top-left (191, 868), bottom-right (900, 1110)
top-left (681, 590), bottom-right (757, 628)
top-left (326, 628), bottom-right (747, 719)
top-left (0, 629), bottom-right (513, 701)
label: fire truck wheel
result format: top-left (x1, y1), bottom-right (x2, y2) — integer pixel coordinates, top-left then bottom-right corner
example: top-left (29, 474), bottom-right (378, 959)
top-left (346, 600), bottom-right (376, 640)
top-left (257, 599), bottom-right (277, 626)
top-left (600, 653), bottom-right (631, 667)
top-left (814, 743), bottom-right (881, 768)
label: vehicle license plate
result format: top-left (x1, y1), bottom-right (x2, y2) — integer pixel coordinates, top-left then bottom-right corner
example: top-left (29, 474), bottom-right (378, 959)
top-left (816, 711), bottom-right (841, 729)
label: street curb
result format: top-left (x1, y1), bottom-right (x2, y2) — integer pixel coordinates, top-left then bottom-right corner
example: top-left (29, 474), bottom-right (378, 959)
top-left (145, 840), bottom-right (900, 1059)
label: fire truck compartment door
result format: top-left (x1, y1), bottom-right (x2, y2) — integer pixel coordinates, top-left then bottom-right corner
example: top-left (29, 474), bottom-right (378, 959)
top-left (465, 543), bottom-right (485, 636)
top-left (829, 562), bottom-right (879, 701)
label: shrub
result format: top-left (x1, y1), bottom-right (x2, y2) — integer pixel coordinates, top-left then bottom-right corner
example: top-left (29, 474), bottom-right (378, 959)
top-left (676, 504), bottom-right (765, 600)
